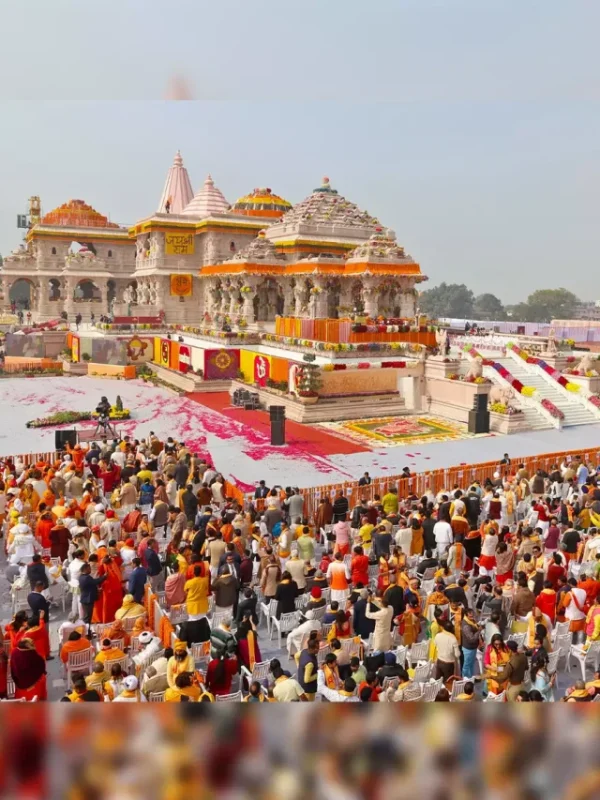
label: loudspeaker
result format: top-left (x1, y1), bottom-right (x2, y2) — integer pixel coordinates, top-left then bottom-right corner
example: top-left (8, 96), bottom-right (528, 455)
top-left (269, 406), bottom-right (286, 445)
top-left (55, 429), bottom-right (78, 450)
top-left (473, 393), bottom-right (488, 412)
top-left (269, 405), bottom-right (285, 421)
top-left (468, 409), bottom-right (490, 434)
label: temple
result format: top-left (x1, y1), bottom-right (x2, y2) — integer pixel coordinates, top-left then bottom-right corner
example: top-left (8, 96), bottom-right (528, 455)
top-left (2, 159), bottom-right (426, 326)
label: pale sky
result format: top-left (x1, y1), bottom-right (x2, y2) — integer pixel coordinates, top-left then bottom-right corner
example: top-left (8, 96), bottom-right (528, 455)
top-left (1, 0), bottom-right (599, 302)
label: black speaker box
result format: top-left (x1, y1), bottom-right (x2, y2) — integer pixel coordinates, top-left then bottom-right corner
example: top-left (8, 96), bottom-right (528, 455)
top-left (473, 393), bottom-right (488, 412)
top-left (269, 405), bottom-right (286, 421)
top-left (55, 429), bottom-right (78, 450)
top-left (468, 409), bottom-right (490, 434)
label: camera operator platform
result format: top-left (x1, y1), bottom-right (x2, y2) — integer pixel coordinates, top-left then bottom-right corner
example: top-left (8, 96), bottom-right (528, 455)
top-left (93, 396), bottom-right (118, 438)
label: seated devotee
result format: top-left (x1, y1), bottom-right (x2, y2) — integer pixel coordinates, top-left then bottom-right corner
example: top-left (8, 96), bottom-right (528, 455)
top-left (115, 594), bottom-right (146, 621)
top-left (167, 641), bottom-right (196, 688)
top-left (141, 648), bottom-right (173, 698)
top-left (164, 672), bottom-right (204, 702)
top-left (63, 676), bottom-right (103, 702)
top-left (131, 630), bottom-right (163, 673)
top-left (113, 674), bottom-right (146, 702)
top-left (95, 638), bottom-right (127, 666)
top-left (60, 630), bottom-right (92, 664)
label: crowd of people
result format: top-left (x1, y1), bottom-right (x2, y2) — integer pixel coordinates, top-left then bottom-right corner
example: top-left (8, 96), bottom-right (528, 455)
top-left (2, 434), bottom-right (600, 702)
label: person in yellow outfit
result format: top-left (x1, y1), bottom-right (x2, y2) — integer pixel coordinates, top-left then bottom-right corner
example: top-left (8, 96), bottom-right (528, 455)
top-left (95, 638), bottom-right (127, 665)
top-left (184, 566), bottom-right (210, 617)
top-left (115, 594), bottom-right (146, 621)
top-left (164, 672), bottom-right (204, 702)
top-left (382, 488), bottom-right (399, 516)
top-left (167, 641), bottom-right (196, 688)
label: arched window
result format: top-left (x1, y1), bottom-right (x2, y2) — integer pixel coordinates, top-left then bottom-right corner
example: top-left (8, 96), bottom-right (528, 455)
top-left (51, 247), bottom-right (56, 255)
top-left (107, 250), bottom-right (112, 257)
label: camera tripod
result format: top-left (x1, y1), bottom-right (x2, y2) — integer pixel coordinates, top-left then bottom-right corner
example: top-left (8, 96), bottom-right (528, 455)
top-left (92, 417), bottom-right (118, 438)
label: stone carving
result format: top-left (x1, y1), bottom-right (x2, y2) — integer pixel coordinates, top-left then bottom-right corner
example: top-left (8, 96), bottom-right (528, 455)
top-left (489, 385), bottom-right (513, 406)
top-left (576, 353), bottom-right (598, 375)
top-left (545, 328), bottom-right (557, 354)
top-left (435, 328), bottom-right (449, 355)
top-left (464, 358), bottom-right (483, 381)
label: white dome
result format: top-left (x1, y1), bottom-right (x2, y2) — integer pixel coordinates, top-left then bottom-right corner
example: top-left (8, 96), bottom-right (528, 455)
top-left (182, 174), bottom-right (230, 218)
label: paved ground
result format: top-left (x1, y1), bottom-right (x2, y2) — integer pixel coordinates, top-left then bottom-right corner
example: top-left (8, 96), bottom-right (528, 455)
top-left (3, 376), bottom-right (600, 490)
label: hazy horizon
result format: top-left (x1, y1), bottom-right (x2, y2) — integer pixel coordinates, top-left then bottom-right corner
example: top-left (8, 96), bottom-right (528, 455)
top-left (1, 0), bottom-right (599, 304)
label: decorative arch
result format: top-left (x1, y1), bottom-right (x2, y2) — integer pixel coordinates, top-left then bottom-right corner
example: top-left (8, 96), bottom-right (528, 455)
top-left (74, 279), bottom-right (101, 301)
top-left (9, 278), bottom-right (36, 310)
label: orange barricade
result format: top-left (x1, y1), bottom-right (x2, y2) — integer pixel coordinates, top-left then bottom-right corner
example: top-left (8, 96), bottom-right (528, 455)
top-left (242, 446), bottom-right (600, 521)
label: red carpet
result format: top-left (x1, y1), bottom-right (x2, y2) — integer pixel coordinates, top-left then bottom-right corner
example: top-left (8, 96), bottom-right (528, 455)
top-left (186, 392), bottom-right (369, 456)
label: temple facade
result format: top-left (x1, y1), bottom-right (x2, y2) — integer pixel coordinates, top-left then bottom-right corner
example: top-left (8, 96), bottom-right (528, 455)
top-left (2, 153), bottom-right (427, 324)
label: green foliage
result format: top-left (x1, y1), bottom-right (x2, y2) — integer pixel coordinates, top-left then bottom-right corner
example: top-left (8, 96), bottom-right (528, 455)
top-left (420, 283), bottom-right (475, 318)
top-left (473, 293), bottom-right (506, 321)
top-left (522, 288), bottom-right (578, 323)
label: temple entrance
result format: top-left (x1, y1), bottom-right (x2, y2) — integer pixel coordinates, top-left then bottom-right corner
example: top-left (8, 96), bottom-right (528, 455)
top-left (326, 279), bottom-right (341, 318)
top-left (255, 278), bottom-right (279, 321)
top-left (74, 279), bottom-right (101, 301)
top-left (49, 279), bottom-right (61, 301)
top-left (9, 278), bottom-right (35, 310)
top-left (107, 279), bottom-right (116, 308)
top-left (351, 280), bottom-right (365, 314)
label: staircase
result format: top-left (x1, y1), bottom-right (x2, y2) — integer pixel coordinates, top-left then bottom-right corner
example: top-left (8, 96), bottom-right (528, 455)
top-left (498, 357), bottom-right (598, 427)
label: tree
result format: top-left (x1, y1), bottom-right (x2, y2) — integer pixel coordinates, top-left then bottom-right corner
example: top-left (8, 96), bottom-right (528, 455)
top-left (419, 283), bottom-right (475, 319)
top-left (473, 293), bottom-right (506, 321)
top-left (524, 288), bottom-right (579, 323)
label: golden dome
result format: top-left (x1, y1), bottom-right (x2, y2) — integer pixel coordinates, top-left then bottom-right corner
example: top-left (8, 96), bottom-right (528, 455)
top-left (231, 187), bottom-right (291, 219)
top-left (41, 199), bottom-right (119, 228)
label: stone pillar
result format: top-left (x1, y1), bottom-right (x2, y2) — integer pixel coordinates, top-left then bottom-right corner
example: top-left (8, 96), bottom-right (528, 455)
top-left (281, 278), bottom-right (294, 317)
top-left (362, 278), bottom-right (379, 319)
top-left (229, 285), bottom-right (239, 318)
top-left (309, 277), bottom-right (328, 319)
top-left (1, 277), bottom-right (10, 311)
top-left (99, 279), bottom-right (109, 317)
top-left (64, 277), bottom-right (76, 320)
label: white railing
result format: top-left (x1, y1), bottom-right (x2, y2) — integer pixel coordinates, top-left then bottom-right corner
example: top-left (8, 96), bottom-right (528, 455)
top-left (506, 347), bottom-right (600, 421)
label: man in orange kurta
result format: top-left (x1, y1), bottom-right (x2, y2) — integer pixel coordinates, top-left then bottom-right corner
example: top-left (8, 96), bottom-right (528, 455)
top-left (35, 513), bottom-right (55, 550)
top-left (95, 638), bottom-right (127, 665)
top-left (60, 631), bottom-right (92, 663)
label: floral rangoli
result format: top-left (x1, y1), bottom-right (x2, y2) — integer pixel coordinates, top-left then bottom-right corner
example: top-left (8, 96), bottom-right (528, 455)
top-left (319, 415), bottom-right (478, 447)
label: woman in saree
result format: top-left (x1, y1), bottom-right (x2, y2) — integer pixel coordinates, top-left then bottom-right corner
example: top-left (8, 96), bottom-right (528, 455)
top-left (397, 599), bottom-right (422, 647)
top-left (92, 556), bottom-right (124, 624)
top-left (410, 518), bottom-right (424, 556)
top-left (10, 638), bottom-right (47, 701)
top-left (483, 633), bottom-right (510, 696)
top-left (327, 610), bottom-right (352, 643)
top-left (4, 611), bottom-right (28, 654)
top-left (164, 568), bottom-right (187, 608)
top-left (237, 613), bottom-right (262, 674)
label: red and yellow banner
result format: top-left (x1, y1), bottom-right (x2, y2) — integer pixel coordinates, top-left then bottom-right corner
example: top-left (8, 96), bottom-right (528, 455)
top-left (170, 274), bottom-right (193, 297)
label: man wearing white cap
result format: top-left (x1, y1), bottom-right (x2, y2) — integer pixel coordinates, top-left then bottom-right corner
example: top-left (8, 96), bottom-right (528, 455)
top-left (286, 609), bottom-right (322, 659)
top-left (132, 630), bottom-right (162, 672)
top-left (88, 503), bottom-right (106, 530)
top-left (113, 675), bottom-right (146, 702)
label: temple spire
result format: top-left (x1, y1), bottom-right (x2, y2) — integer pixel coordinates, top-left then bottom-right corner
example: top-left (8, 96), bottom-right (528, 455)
top-left (157, 150), bottom-right (194, 214)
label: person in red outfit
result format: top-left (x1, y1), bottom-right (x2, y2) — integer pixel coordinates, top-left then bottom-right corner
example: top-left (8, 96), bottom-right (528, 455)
top-left (350, 545), bottom-right (370, 587)
top-left (205, 653), bottom-right (238, 696)
top-left (546, 552), bottom-right (566, 590)
top-left (535, 581), bottom-right (557, 624)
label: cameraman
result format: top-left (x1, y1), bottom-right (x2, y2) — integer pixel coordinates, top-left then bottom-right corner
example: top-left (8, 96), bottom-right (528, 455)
top-left (96, 396), bottom-right (111, 421)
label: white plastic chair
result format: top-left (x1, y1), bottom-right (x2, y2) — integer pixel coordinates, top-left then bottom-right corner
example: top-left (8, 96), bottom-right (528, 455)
top-left (270, 611), bottom-right (300, 649)
top-left (240, 659), bottom-right (271, 685)
top-left (260, 599), bottom-right (278, 634)
top-left (104, 656), bottom-right (130, 674)
top-left (507, 633), bottom-right (525, 649)
top-left (546, 650), bottom-right (560, 676)
top-left (403, 683), bottom-right (424, 701)
top-left (450, 679), bottom-right (468, 701)
top-left (422, 677), bottom-right (443, 702)
top-left (191, 642), bottom-right (210, 662)
top-left (295, 593), bottom-right (309, 611)
top-left (394, 646), bottom-right (407, 667)
top-left (215, 690), bottom-right (242, 703)
top-left (11, 587), bottom-right (29, 614)
top-left (210, 610), bottom-right (232, 631)
top-left (340, 638), bottom-right (361, 660)
top-left (148, 691), bottom-right (165, 702)
top-left (552, 620), bottom-right (571, 642)
top-left (408, 641), bottom-right (429, 665)
top-left (311, 605), bottom-right (327, 622)
top-left (122, 614), bottom-right (147, 632)
top-left (554, 634), bottom-right (572, 668)
top-left (381, 676), bottom-right (400, 691)
top-left (484, 690), bottom-right (506, 702)
top-left (413, 662), bottom-right (432, 684)
top-left (321, 622), bottom-right (334, 641)
top-left (65, 647), bottom-right (94, 683)
top-left (317, 643), bottom-right (331, 666)
top-left (568, 640), bottom-right (600, 681)
top-left (168, 606), bottom-right (188, 625)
